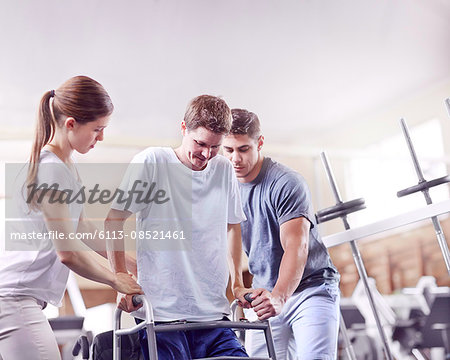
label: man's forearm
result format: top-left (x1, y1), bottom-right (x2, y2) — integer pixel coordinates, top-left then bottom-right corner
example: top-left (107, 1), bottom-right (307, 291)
top-left (272, 243), bottom-right (307, 302)
top-left (227, 223), bottom-right (245, 291)
top-left (105, 211), bottom-right (128, 273)
top-left (273, 217), bottom-right (310, 302)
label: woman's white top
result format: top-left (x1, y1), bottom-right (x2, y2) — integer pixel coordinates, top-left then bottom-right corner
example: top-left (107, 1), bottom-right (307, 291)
top-left (0, 150), bottom-right (83, 306)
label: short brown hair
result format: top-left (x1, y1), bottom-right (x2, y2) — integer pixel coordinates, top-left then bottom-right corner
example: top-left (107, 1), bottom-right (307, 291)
top-left (184, 95), bottom-right (231, 134)
top-left (230, 108), bottom-right (261, 139)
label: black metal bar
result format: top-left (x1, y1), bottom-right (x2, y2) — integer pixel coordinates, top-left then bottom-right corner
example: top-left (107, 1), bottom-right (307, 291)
top-left (319, 151), bottom-right (394, 360)
top-left (397, 175), bottom-right (450, 198)
top-left (316, 198), bottom-right (365, 217)
top-left (445, 98), bottom-right (450, 118)
top-left (400, 118), bottom-right (426, 182)
top-left (399, 119), bottom-right (450, 274)
top-left (153, 320), bottom-right (272, 333)
top-left (316, 203), bottom-right (366, 223)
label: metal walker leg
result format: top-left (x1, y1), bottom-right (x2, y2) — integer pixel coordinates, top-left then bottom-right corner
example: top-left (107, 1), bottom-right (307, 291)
top-left (113, 295), bottom-right (277, 360)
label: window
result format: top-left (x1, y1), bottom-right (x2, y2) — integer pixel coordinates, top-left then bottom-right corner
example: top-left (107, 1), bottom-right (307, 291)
top-left (346, 119), bottom-right (448, 227)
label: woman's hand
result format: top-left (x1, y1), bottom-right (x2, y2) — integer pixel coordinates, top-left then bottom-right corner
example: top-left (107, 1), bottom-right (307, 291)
top-left (112, 272), bottom-right (143, 295)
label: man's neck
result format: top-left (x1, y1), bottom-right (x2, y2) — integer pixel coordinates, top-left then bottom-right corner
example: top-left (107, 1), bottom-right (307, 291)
top-left (173, 146), bottom-right (189, 168)
top-left (240, 155), bottom-right (264, 183)
top-left (173, 146), bottom-right (206, 171)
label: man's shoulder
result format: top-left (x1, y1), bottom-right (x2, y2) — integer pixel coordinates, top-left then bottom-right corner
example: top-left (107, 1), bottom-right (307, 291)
top-left (264, 158), bottom-right (305, 188)
top-left (132, 147), bottom-right (174, 163)
top-left (210, 154), bottom-right (233, 171)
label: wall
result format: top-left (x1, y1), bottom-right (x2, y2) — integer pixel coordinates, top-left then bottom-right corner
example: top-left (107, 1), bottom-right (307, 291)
top-left (329, 217), bottom-right (450, 297)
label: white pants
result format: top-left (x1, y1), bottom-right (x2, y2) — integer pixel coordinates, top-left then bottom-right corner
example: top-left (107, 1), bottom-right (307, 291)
top-left (244, 283), bottom-right (340, 360)
top-left (0, 296), bottom-right (61, 360)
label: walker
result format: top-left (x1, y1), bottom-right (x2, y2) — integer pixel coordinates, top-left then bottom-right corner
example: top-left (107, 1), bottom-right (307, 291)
top-left (73, 294), bottom-right (277, 360)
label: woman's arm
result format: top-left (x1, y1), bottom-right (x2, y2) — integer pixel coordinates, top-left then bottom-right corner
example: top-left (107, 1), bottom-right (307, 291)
top-left (40, 191), bottom-right (142, 295)
top-left (77, 209), bottom-right (138, 277)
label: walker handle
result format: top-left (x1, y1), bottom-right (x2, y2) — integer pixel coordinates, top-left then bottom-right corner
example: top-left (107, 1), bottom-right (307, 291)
top-left (132, 294), bottom-right (144, 307)
top-left (244, 293), bottom-right (254, 303)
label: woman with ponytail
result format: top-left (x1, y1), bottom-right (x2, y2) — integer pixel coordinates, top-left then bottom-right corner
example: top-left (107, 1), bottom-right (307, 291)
top-left (0, 76), bottom-right (142, 360)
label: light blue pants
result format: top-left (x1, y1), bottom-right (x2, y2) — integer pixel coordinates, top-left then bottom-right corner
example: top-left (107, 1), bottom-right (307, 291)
top-left (244, 283), bottom-right (340, 360)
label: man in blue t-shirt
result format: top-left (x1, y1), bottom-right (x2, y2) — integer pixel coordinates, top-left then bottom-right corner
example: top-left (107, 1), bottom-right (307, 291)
top-left (223, 108), bottom-right (341, 359)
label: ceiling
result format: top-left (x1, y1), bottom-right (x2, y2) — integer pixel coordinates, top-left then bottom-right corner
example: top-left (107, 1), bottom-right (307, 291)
top-left (1, 0), bottom-right (449, 148)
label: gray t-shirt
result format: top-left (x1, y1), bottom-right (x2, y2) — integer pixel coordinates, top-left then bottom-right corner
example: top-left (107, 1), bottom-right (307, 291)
top-left (239, 157), bottom-right (339, 292)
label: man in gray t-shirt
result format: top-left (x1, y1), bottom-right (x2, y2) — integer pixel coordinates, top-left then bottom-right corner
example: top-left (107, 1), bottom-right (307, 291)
top-left (223, 108), bottom-right (340, 359)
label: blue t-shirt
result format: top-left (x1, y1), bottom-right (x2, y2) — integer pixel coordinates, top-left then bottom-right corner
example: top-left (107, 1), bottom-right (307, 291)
top-left (239, 157), bottom-right (339, 292)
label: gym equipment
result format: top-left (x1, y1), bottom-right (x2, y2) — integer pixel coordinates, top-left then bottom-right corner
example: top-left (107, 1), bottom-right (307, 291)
top-left (47, 272), bottom-right (94, 360)
top-left (339, 299), bottom-right (381, 360)
top-left (346, 332), bottom-right (381, 360)
top-left (113, 295), bottom-right (277, 360)
top-left (318, 151), bottom-right (394, 360)
top-left (320, 201), bottom-right (450, 357)
top-left (340, 277), bottom-right (450, 359)
top-left (397, 118), bottom-right (450, 274)
top-left (322, 199), bottom-right (450, 248)
top-left (72, 336), bottom-right (90, 359)
top-left (393, 284), bottom-right (450, 358)
top-left (73, 330), bottom-right (141, 360)
top-left (316, 198), bottom-right (366, 224)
